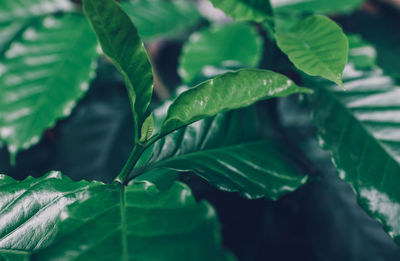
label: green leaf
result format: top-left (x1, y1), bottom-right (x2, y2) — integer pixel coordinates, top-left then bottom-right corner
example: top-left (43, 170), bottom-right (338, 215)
top-left (159, 69), bottom-right (312, 137)
top-left (347, 34), bottom-right (377, 70)
top-left (309, 64), bottom-right (400, 244)
top-left (271, 0), bottom-right (364, 14)
top-left (120, 0), bottom-right (202, 41)
top-left (0, 250), bottom-right (29, 261)
top-left (139, 113), bottom-right (154, 144)
top-left (136, 108), bottom-right (308, 200)
top-left (0, 0), bottom-right (74, 23)
top-left (31, 178), bottom-right (233, 260)
top-left (348, 10), bottom-right (400, 79)
top-left (275, 15), bottom-right (348, 88)
top-left (0, 14), bottom-right (98, 162)
top-left (0, 21), bottom-right (26, 55)
top-left (0, 171), bottom-right (101, 250)
top-left (207, 0), bottom-right (273, 22)
top-left (179, 22), bottom-right (263, 85)
top-left (82, 0), bottom-right (153, 138)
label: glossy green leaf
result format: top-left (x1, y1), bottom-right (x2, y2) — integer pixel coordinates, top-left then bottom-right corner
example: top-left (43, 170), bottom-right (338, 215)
top-left (179, 23), bottom-right (263, 85)
top-left (276, 15), bottom-right (348, 88)
top-left (136, 108), bottom-right (308, 200)
top-left (159, 69), bottom-right (312, 137)
top-left (207, 0), bottom-right (273, 22)
top-left (31, 179), bottom-right (233, 260)
top-left (139, 113), bottom-right (154, 143)
top-left (271, 0), bottom-right (364, 14)
top-left (0, 14), bottom-right (98, 162)
top-left (0, 0), bottom-right (74, 23)
top-left (0, 171), bottom-right (102, 250)
top-left (120, 0), bottom-right (201, 41)
top-left (83, 0), bottom-right (153, 135)
top-left (310, 64), bottom-right (400, 244)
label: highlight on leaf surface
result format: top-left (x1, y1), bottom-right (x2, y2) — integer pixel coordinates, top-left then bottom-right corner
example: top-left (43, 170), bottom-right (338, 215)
top-left (276, 15), bottom-right (348, 89)
top-left (159, 68), bottom-right (312, 137)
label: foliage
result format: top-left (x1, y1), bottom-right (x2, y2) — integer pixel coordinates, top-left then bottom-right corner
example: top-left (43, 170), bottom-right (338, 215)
top-left (0, 0), bottom-right (399, 260)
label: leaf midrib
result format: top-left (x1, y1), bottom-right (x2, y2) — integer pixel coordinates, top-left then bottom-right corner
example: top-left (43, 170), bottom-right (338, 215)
top-left (119, 184), bottom-right (128, 261)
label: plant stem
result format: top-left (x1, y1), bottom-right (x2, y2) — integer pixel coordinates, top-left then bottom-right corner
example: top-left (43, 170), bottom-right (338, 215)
top-left (115, 144), bottom-right (146, 184)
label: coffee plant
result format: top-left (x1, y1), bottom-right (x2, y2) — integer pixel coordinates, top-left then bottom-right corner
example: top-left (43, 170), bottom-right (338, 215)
top-left (0, 0), bottom-right (399, 260)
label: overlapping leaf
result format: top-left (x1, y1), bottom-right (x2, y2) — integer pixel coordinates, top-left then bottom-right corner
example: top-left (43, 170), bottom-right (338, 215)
top-left (207, 0), bottom-right (273, 22)
top-left (0, 172), bottom-right (233, 260)
top-left (0, 14), bottom-right (98, 162)
top-left (83, 0), bottom-right (153, 135)
top-left (135, 106), bottom-right (308, 200)
top-left (160, 69), bottom-right (312, 136)
top-left (310, 58), bottom-right (400, 243)
top-left (179, 23), bottom-right (263, 85)
top-left (120, 0), bottom-right (201, 41)
top-left (276, 15), bottom-right (348, 88)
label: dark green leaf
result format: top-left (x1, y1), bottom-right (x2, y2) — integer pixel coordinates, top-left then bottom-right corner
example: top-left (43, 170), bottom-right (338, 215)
top-left (31, 178), bottom-right (234, 260)
top-left (179, 22), bottom-right (263, 85)
top-left (0, 172), bottom-right (101, 250)
top-left (0, 14), bottom-right (98, 162)
top-left (82, 0), bottom-right (153, 136)
top-left (207, 0), bottom-right (273, 22)
top-left (347, 10), bottom-right (400, 79)
top-left (159, 69), bottom-right (312, 137)
top-left (120, 0), bottom-right (201, 41)
top-left (276, 15), bottom-right (348, 88)
top-left (309, 64), bottom-right (400, 244)
top-left (138, 108), bottom-right (308, 199)
top-left (271, 0), bottom-right (364, 14)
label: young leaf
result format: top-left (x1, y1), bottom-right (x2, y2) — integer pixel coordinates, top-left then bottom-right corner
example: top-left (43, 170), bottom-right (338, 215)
top-left (159, 69), bottom-right (312, 137)
top-left (120, 0), bottom-right (201, 41)
top-left (139, 113), bottom-right (154, 144)
top-left (275, 15), bottom-right (348, 88)
top-left (82, 0), bottom-right (153, 136)
top-left (310, 64), bottom-right (400, 244)
top-left (179, 22), bottom-right (263, 85)
top-left (207, 0), bottom-right (273, 22)
top-left (0, 14), bottom-right (98, 162)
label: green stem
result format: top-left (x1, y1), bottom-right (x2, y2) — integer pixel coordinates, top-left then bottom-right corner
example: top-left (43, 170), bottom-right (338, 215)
top-left (115, 143), bottom-right (146, 184)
